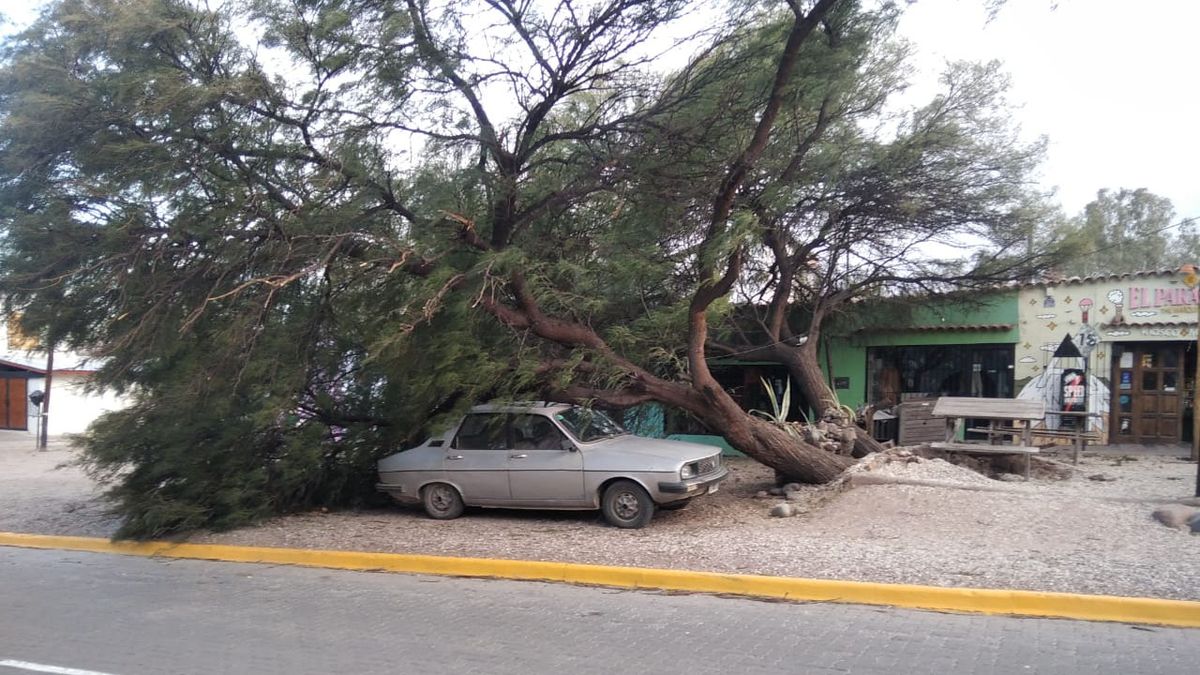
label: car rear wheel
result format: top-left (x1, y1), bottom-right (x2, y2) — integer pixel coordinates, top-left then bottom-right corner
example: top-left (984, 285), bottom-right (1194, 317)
top-left (421, 483), bottom-right (464, 520)
top-left (601, 480), bottom-right (655, 529)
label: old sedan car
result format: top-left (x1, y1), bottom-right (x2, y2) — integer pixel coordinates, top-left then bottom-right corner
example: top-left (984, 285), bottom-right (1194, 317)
top-left (377, 402), bottom-right (727, 528)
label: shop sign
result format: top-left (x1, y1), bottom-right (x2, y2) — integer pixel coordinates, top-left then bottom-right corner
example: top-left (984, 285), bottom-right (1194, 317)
top-left (1060, 368), bottom-right (1087, 430)
top-left (1061, 368), bottom-right (1086, 412)
top-left (1138, 326), bottom-right (1197, 338)
top-left (1128, 286), bottom-right (1200, 310)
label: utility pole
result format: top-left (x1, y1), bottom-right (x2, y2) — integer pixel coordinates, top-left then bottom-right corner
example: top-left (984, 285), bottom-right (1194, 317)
top-left (39, 344), bottom-right (53, 450)
top-left (1182, 265), bottom-right (1200, 497)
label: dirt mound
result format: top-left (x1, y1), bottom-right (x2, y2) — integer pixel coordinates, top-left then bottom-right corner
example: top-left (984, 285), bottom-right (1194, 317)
top-left (841, 448), bottom-right (996, 487)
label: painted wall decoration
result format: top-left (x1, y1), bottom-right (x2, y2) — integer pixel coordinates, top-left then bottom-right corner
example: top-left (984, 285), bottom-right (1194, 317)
top-left (1106, 289), bottom-right (1124, 321)
top-left (1016, 368), bottom-right (1109, 433)
top-left (1014, 273), bottom-right (1198, 440)
top-left (1017, 274), bottom-right (1200, 384)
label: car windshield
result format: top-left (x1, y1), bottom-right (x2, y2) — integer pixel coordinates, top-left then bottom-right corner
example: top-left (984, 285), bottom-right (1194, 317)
top-left (554, 407), bottom-right (627, 442)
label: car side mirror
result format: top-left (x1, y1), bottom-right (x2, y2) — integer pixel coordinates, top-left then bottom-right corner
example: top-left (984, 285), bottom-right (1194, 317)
top-left (561, 438), bottom-right (576, 452)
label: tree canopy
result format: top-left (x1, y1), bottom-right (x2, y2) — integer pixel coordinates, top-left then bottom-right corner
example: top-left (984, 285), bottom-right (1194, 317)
top-left (0, 0), bottom-right (1065, 537)
top-left (1048, 188), bottom-right (1192, 277)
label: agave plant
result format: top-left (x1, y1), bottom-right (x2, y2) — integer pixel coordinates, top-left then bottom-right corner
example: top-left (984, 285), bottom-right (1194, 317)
top-left (749, 377), bottom-right (807, 436)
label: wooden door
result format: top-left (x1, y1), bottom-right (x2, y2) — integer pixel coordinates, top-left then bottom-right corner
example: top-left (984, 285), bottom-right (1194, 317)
top-left (1112, 344), bottom-right (1184, 444)
top-left (0, 377), bottom-right (28, 430)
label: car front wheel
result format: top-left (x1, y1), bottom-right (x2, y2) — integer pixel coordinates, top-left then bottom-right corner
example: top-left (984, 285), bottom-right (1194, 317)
top-left (421, 482), bottom-right (465, 520)
top-left (601, 480), bottom-right (655, 529)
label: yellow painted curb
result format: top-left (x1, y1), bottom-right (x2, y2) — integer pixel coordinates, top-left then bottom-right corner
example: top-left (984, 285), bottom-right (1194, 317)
top-left (2, 531), bottom-right (1198, 628)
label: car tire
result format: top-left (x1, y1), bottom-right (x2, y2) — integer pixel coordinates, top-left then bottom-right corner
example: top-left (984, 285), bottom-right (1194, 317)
top-left (421, 483), bottom-right (465, 520)
top-left (601, 480), bottom-right (655, 529)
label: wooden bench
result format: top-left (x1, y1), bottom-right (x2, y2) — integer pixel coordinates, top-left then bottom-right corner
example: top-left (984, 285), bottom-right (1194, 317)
top-left (955, 413), bottom-right (1104, 466)
top-left (931, 397), bottom-right (1046, 478)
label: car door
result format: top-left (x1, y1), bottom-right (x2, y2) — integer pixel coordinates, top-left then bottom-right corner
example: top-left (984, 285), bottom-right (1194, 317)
top-left (447, 413), bottom-right (512, 504)
top-left (507, 414), bottom-right (586, 505)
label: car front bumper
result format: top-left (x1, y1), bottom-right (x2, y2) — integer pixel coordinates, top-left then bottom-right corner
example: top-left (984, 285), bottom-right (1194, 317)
top-left (656, 466), bottom-right (728, 497)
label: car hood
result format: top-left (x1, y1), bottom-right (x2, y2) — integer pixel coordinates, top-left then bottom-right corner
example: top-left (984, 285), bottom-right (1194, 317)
top-left (586, 435), bottom-right (717, 462)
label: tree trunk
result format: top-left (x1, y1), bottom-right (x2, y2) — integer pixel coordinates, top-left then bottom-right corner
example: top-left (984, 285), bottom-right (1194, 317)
top-left (770, 342), bottom-right (887, 459)
top-left (666, 381), bottom-right (853, 484)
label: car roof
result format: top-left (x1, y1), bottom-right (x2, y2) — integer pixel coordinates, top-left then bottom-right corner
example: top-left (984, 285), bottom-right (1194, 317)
top-left (469, 401), bottom-right (574, 414)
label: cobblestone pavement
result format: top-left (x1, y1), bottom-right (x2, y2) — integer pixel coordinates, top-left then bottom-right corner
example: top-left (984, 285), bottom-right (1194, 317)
top-left (1, 547), bottom-right (1196, 675)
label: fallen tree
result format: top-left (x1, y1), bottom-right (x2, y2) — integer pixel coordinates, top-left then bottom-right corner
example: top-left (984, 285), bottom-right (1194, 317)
top-left (0, 0), bottom-right (1066, 534)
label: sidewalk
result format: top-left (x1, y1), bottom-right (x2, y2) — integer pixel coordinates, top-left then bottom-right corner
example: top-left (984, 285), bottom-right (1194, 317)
top-left (2, 435), bottom-right (1198, 611)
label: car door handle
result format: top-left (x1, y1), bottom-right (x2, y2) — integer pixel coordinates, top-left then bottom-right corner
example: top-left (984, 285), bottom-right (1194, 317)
top-left (509, 454), bottom-right (528, 459)
top-left (446, 455), bottom-right (464, 461)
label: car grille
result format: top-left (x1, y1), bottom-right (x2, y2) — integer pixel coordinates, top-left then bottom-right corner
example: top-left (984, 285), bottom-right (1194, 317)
top-left (697, 455), bottom-right (719, 475)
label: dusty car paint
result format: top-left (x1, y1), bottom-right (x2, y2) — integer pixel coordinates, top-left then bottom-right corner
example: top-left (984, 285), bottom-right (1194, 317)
top-left (377, 403), bottom-right (727, 513)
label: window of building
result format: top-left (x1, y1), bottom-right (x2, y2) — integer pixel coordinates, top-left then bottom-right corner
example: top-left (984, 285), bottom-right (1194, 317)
top-left (866, 344), bottom-right (1015, 406)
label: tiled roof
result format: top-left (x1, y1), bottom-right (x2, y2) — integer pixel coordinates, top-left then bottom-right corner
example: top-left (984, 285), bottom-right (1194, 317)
top-left (854, 323), bottom-right (1014, 334)
top-left (1023, 269), bottom-right (1181, 288)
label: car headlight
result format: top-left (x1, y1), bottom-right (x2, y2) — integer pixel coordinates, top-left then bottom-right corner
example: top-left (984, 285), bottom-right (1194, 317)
top-left (680, 463), bottom-right (695, 479)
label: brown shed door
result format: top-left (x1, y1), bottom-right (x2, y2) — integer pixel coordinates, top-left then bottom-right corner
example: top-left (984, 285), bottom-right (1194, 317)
top-left (1112, 344), bottom-right (1184, 444)
top-left (1, 377), bottom-right (28, 430)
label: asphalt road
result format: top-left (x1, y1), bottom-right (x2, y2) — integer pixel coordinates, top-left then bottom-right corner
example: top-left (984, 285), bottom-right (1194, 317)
top-left (1, 546), bottom-right (1197, 675)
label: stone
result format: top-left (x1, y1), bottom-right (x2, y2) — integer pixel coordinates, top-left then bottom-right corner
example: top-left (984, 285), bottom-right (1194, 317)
top-left (769, 503), bottom-right (796, 518)
top-left (1087, 473), bottom-right (1117, 482)
top-left (1178, 497), bottom-right (1200, 507)
top-left (782, 483), bottom-right (803, 493)
top-left (1152, 504), bottom-right (1199, 530)
top-left (996, 473), bottom-right (1025, 482)
top-left (784, 490), bottom-right (805, 501)
top-left (767, 486), bottom-right (785, 496)
top-left (755, 490), bottom-right (770, 499)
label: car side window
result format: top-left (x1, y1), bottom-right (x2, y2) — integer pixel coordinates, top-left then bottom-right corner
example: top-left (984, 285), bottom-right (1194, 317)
top-left (511, 414), bottom-right (566, 450)
top-left (453, 414), bottom-right (509, 450)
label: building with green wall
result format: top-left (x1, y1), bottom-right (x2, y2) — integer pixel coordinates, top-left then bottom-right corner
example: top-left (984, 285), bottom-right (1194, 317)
top-left (821, 290), bottom-right (1020, 411)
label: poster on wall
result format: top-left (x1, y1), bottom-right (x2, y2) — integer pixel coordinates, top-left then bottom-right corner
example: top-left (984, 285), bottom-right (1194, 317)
top-left (1120, 371), bottom-right (1133, 390)
top-left (1061, 368), bottom-right (1087, 429)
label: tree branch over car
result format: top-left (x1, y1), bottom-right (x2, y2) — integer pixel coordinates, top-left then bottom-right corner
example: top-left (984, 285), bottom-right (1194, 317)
top-left (0, 0), bottom-right (1064, 537)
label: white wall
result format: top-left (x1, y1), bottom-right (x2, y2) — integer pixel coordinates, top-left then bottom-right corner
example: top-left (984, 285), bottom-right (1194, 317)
top-left (25, 373), bottom-right (129, 436)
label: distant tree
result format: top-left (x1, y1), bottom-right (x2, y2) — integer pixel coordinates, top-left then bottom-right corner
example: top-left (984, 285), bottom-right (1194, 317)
top-left (1053, 188), bottom-right (1178, 276)
top-left (1174, 221), bottom-right (1200, 268)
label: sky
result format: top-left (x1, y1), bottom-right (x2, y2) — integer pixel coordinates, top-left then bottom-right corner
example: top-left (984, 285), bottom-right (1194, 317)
top-left (1, 0), bottom-right (1196, 221)
top-left (897, 0), bottom-right (1200, 221)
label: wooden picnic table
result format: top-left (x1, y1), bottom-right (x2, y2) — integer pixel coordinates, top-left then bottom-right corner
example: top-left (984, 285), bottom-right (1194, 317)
top-left (930, 397), bottom-right (1046, 478)
top-left (1039, 410), bottom-right (1104, 465)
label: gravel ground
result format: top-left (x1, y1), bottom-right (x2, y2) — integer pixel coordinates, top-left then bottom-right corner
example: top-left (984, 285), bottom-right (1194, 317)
top-left (2, 432), bottom-right (1197, 600)
top-left (0, 435), bottom-right (119, 538)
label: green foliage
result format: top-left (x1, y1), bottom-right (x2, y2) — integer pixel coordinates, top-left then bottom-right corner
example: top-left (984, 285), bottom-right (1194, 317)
top-left (1047, 188), bottom-right (1184, 276)
top-left (0, 0), bottom-right (1063, 535)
